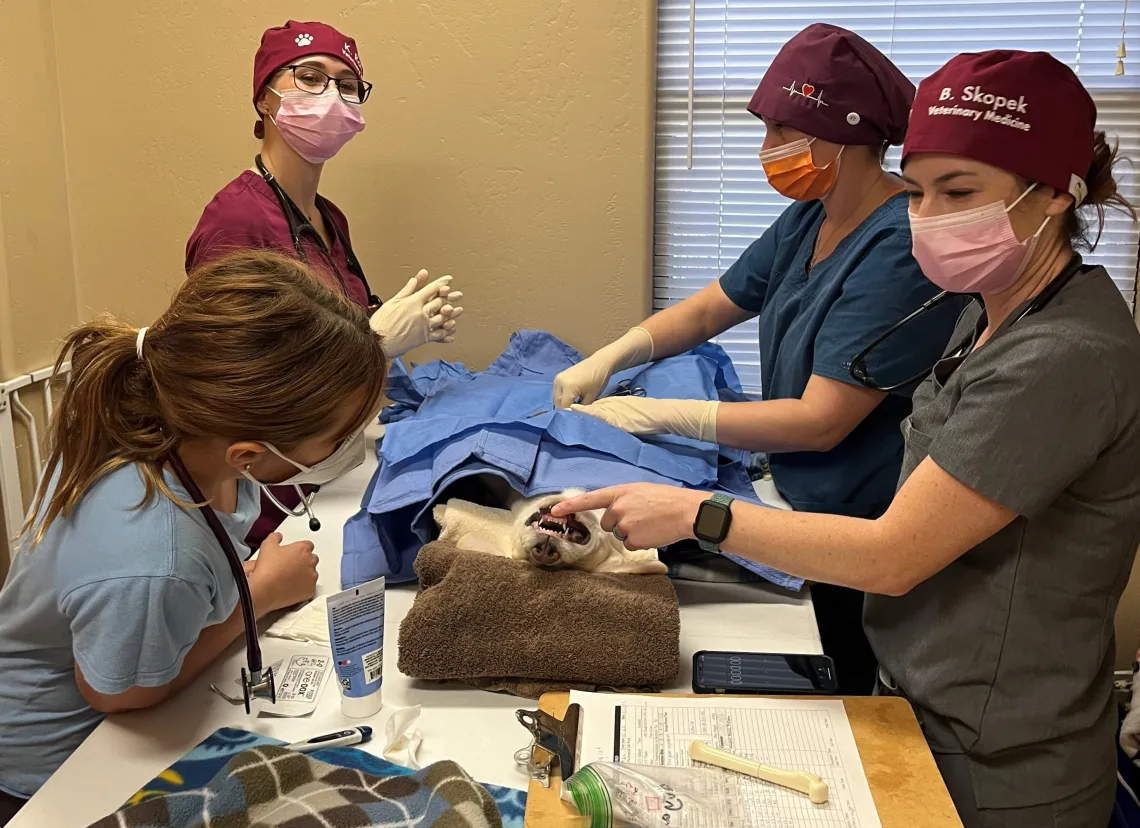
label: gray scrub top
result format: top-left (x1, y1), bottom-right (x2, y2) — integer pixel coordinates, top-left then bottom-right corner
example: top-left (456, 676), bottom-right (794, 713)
top-left (864, 260), bottom-right (1140, 810)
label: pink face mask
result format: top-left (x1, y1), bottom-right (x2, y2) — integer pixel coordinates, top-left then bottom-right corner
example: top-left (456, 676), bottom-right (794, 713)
top-left (270, 88), bottom-right (366, 164)
top-left (909, 185), bottom-right (1050, 295)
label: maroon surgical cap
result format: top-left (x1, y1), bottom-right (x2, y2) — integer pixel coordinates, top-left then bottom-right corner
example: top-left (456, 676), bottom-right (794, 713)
top-left (748, 24), bottom-right (915, 146)
top-left (252, 20), bottom-right (364, 137)
top-left (904, 50), bottom-right (1096, 204)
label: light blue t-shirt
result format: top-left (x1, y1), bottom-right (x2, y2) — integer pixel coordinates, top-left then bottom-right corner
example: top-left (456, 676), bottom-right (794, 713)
top-left (0, 464), bottom-right (258, 797)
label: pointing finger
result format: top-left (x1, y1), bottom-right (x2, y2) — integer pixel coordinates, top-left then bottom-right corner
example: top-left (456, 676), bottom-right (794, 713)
top-left (550, 488), bottom-right (620, 517)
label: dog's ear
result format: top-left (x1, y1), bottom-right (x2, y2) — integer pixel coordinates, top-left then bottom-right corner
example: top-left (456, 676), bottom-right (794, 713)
top-left (432, 503), bottom-right (448, 528)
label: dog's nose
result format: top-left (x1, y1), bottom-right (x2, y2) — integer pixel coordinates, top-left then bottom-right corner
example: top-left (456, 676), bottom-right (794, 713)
top-left (530, 544), bottom-right (561, 566)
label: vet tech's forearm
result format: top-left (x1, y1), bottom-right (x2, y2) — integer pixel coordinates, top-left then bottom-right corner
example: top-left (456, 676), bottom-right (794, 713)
top-left (640, 283), bottom-right (752, 360)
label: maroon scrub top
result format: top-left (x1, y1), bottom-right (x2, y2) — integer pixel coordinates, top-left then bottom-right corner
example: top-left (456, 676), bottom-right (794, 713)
top-left (186, 170), bottom-right (370, 308)
top-left (186, 170), bottom-right (372, 550)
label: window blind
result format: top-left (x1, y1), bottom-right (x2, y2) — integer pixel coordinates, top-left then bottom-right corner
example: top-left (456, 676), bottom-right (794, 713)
top-left (654, 1), bottom-right (1140, 392)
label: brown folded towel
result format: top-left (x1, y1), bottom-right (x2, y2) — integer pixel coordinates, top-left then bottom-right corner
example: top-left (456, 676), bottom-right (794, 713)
top-left (398, 541), bottom-right (680, 698)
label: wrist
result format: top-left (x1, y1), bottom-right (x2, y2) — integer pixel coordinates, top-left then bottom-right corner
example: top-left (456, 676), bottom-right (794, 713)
top-left (681, 490), bottom-right (706, 540)
top-left (247, 574), bottom-right (278, 618)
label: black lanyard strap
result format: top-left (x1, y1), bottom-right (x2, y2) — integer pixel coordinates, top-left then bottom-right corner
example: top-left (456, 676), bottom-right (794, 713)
top-left (167, 451), bottom-right (263, 677)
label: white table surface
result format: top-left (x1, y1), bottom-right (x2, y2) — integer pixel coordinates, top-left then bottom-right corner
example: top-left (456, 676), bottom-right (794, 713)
top-left (10, 431), bottom-right (820, 827)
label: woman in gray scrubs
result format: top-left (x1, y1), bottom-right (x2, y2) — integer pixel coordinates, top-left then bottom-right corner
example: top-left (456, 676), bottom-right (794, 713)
top-left (553, 50), bottom-right (1140, 828)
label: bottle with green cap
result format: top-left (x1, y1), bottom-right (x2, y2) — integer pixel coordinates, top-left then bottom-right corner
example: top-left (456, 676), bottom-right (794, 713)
top-left (560, 762), bottom-right (745, 828)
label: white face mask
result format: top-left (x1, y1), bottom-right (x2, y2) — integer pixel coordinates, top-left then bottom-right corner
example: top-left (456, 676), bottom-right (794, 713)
top-left (242, 431), bottom-right (367, 530)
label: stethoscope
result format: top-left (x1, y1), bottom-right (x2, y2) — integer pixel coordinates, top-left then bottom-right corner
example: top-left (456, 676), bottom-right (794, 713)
top-left (168, 451), bottom-right (277, 713)
top-left (255, 154), bottom-right (382, 312)
top-left (848, 261), bottom-right (1082, 392)
top-left (262, 482), bottom-right (322, 533)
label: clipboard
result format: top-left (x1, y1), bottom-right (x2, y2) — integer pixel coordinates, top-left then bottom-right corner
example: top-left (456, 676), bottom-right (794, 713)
top-left (519, 692), bottom-right (963, 828)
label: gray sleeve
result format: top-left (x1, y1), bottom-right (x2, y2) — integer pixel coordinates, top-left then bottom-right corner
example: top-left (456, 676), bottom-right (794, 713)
top-left (927, 333), bottom-right (1117, 517)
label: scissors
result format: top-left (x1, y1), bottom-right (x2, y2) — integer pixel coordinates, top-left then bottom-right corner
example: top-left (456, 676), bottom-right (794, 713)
top-left (607, 379), bottom-right (647, 398)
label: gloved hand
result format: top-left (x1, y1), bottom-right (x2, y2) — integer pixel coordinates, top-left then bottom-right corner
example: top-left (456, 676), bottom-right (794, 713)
top-left (571, 397), bottom-right (720, 443)
top-left (370, 270), bottom-right (464, 359)
top-left (1122, 664), bottom-right (1140, 758)
top-left (553, 327), bottom-right (655, 409)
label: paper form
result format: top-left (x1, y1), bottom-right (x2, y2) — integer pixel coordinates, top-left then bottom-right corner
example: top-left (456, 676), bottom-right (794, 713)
top-left (569, 691), bottom-right (882, 828)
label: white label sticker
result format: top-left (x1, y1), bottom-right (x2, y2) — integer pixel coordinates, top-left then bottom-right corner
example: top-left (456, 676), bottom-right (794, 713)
top-left (363, 647), bottom-right (383, 684)
top-left (276, 654), bottom-right (332, 704)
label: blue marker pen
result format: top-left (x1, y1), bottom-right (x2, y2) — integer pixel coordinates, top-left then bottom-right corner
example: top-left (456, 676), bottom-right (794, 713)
top-left (285, 726), bottom-right (373, 754)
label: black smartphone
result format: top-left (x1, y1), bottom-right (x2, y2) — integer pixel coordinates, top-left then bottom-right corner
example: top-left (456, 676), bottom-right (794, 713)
top-left (692, 650), bottom-right (838, 695)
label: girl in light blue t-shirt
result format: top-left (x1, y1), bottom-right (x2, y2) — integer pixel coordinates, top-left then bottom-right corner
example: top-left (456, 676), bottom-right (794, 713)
top-left (0, 249), bottom-right (388, 809)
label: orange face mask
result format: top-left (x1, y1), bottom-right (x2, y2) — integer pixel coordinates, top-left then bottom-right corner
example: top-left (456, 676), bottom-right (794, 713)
top-left (760, 138), bottom-right (843, 201)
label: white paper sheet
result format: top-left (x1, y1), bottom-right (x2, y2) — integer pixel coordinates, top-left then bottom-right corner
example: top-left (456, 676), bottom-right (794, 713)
top-left (569, 691), bottom-right (882, 828)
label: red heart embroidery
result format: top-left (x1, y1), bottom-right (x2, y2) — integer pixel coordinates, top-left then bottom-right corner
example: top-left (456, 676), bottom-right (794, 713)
top-left (801, 83), bottom-right (815, 98)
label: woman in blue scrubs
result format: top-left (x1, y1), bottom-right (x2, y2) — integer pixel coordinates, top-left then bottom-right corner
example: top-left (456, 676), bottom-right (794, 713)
top-left (555, 24), bottom-right (963, 693)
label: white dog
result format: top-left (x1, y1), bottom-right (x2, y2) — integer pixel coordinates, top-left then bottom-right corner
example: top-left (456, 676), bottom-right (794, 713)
top-left (432, 489), bottom-right (666, 575)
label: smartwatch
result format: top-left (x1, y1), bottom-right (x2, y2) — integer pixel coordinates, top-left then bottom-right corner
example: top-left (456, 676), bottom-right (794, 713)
top-left (693, 493), bottom-right (734, 553)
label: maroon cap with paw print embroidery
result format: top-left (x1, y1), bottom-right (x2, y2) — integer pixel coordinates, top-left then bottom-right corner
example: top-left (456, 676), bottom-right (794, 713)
top-left (252, 20), bottom-right (364, 137)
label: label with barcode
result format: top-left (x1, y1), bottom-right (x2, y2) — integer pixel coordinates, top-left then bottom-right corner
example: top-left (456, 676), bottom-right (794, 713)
top-left (362, 646), bottom-right (383, 684)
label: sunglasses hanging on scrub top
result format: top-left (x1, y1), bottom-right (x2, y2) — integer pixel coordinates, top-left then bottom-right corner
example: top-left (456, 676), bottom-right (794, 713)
top-left (849, 263), bottom-right (1080, 392)
top-left (848, 291), bottom-right (958, 392)
top-left (168, 451), bottom-right (277, 714)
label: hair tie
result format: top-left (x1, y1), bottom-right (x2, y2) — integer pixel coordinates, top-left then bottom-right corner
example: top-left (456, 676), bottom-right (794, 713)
top-left (136, 327), bottom-right (149, 360)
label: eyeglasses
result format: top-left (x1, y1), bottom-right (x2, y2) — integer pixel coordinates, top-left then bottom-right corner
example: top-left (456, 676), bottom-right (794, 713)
top-left (283, 65), bottom-right (372, 104)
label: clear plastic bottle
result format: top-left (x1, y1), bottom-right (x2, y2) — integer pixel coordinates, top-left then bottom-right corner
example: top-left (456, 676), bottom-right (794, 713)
top-left (562, 762), bottom-right (746, 828)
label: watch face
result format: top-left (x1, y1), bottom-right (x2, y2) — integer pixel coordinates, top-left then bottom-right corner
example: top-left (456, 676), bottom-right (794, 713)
top-left (695, 503), bottom-right (728, 540)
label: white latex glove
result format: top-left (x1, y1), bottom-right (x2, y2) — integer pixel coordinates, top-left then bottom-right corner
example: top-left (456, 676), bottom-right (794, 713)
top-left (369, 270), bottom-right (465, 358)
top-left (552, 327), bottom-right (655, 409)
top-left (572, 397), bottom-right (720, 443)
top-left (1122, 666), bottom-right (1140, 758)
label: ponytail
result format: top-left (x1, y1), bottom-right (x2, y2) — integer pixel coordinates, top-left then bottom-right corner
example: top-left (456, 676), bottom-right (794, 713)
top-left (23, 249), bottom-right (387, 546)
top-left (24, 320), bottom-right (178, 544)
top-left (1065, 131), bottom-right (1137, 251)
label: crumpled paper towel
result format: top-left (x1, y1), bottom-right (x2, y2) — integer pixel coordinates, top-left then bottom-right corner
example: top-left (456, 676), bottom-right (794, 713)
top-left (384, 705), bottom-right (424, 769)
top-left (265, 594), bottom-right (330, 647)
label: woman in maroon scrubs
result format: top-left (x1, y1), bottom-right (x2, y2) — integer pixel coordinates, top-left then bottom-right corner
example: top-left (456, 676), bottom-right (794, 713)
top-left (187, 20), bottom-right (463, 547)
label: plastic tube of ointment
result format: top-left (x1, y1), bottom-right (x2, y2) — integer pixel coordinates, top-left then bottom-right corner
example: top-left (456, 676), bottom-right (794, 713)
top-left (326, 577), bottom-right (385, 718)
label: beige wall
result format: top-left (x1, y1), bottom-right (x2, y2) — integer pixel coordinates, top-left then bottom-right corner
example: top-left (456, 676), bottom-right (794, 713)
top-left (0, 0), bottom-right (655, 571)
top-left (51, 0), bottom-right (655, 367)
top-left (0, 0), bottom-right (82, 565)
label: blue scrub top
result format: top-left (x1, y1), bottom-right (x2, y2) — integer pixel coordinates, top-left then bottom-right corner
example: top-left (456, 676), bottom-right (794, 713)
top-left (720, 192), bottom-right (964, 518)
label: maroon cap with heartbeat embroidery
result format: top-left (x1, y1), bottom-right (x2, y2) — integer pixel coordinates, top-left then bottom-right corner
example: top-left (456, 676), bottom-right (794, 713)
top-left (748, 24), bottom-right (915, 146)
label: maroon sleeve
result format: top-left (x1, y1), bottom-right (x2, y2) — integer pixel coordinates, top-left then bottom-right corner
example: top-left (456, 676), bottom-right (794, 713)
top-left (186, 176), bottom-right (290, 275)
top-left (185, 205), bottom-right (274, 274)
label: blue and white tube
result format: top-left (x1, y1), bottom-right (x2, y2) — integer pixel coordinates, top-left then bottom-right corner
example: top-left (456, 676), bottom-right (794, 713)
top-left (327, 576), bottom-right (385, 718)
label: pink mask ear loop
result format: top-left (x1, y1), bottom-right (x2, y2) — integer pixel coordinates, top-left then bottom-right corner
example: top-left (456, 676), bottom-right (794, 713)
top-left (1006, 182), bottom-right (1051, 241)
top-left (266, 87), bottom-right (283, 127)
top-left (1004, 182), bottom-right (1037, 214)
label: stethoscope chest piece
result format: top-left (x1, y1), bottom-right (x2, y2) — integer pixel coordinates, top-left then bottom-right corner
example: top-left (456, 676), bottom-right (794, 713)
top-left (242, 665), bottom-right (277, 714)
